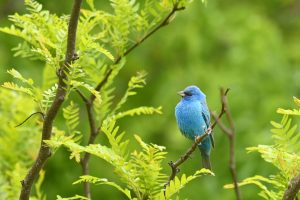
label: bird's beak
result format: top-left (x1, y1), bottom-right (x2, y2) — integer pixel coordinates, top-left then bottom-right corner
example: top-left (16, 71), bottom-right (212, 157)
top-left (177, 91), bottom-right (185, 97)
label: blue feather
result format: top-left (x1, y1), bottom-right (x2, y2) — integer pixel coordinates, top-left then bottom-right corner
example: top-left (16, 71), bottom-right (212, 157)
top-left (175, 85), bottom-right (212, 169)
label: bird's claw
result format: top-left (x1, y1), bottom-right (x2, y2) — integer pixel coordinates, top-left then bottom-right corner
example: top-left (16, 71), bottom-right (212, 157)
top-left (207, 127), bottom-right (212, 135)
top-left (194, 136), bottom-right (202, 144)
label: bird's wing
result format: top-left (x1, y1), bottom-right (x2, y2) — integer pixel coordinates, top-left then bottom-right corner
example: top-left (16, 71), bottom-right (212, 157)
top-left (201, 111), bottom-right (210, 129)
top-left (201, 105), bottom-right (215, 148)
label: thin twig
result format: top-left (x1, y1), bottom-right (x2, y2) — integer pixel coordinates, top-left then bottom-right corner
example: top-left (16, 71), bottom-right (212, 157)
top-left (19, 1), bottom-right (82, 199)
top-left (78, 2), bottom-right (187, 198)
top-left (283, 172), bottom-right (300, 200)
top-left (211, 88), bottom-right (241, 200)
top-left (78, 98), bottom-right (98, 199)
top-left (75, 89), bottom-right (89, 103)
top-left (165, 88), bottom-right (230, 187)
top-left (75, 87), bottom-right (97, 198)
top-left (93, 2), bottom-right (185, 96)
top-left (15, 112), bottom-right (45, 127)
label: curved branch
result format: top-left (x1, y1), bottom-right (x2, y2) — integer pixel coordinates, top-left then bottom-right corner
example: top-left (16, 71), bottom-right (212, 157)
top-left (283, 172), bottom-right (300, 200)
top-left (92, 3), bottom-right (185, 96)
top-left (15, 112), bottom-right (44, 127)
top-left (19, 1), bottom-right (82, 199)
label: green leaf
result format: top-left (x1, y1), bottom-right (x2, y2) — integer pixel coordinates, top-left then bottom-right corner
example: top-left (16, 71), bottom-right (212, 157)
top-left (2, 82), bottom-right (33, 96)
top-left (163, 169), bottom-right (214, 200)
top-left (70, 80), bottom-right (102, 104)
top-left (277, 108), bottom-right (300, 115)
top-left (293, 96), bottom-right (300, 107)
top-left (112, 71), bottom-right (147, 114)
top-left (63, 101), bottom-right (80, 136)
top-left (56, 195), bottom-right (89, 200)
top-left (74, 175), bottom-right (132, 199)
top-left (7, 68), bottom-right (34, 85)
top-left (224, 175), bottom-right (282, 200)
top-left (41, 84), bottom-right (58, 112)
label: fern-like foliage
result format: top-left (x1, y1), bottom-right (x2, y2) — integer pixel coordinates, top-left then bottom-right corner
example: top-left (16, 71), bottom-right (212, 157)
top-left (0, 89), bottom-right (44, 200)
top-left (0, 0), bottom-right (68, 66)
top-left (73, 175), bottom-right (133, 200)
top-left (1, 0), bottom-right (199, 199)
top-left (40, 84), bottom-right (58, 112)
top-left (110, 106), bottom-right (162, 122)
top-left (63, 101), bottom-right (81, 136)
top-left (46, 119), bottom-right (212, 200)
top-left (130, 134), bottom-right (167, 199)
top-left (225, 96), bottom-right (300, 199)
top-left (2, 68), bottom-right (38, 98)
top-left (112, 71), bottom-right (147, 113)
top-left (161, 169), bottom-right (214, 200)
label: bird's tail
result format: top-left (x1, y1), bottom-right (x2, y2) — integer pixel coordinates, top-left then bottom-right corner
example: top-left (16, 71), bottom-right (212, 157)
top-left (200, 149), bottom-right (212, 170)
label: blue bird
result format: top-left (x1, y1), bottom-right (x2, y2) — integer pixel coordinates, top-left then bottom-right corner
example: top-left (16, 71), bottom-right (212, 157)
top-left (175, 85), bottom-right (214, 169)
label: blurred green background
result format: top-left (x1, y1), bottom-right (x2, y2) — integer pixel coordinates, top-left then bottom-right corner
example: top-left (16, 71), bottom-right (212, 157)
top-left (1, 0), bottom-right (300, 199)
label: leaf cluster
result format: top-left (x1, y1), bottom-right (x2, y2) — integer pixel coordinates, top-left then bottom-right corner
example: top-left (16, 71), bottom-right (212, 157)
top-left (0, 0), bottom-right (202, 199)
top-left (46, 119), bottom-right (213, 200)
top-left (225, 96), bottom-right (300, 199)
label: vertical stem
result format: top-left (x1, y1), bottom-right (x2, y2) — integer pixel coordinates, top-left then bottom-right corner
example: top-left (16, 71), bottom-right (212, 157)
top-left (81, 160), bottom-right (91, 199)
top-left (229, 134), bottom-right (241, 200)
top-left (19, 1), bottom-right (82, 199)
top-left (80, 100), bottom-right (98, 199)
top-left (212, 88), bottom-right (241, 200)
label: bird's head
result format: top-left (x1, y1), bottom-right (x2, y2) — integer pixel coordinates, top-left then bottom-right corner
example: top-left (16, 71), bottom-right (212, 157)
top-left (177, 85), bottom-right (206, 101)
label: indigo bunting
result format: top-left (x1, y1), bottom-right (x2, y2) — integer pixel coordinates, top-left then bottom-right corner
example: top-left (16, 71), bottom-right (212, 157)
top-left (175, 85), bottom-right (214, 169)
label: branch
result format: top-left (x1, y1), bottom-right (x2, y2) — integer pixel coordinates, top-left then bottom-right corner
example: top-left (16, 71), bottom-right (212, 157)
top-left (165, 88), bottom-right (230, 187)
top-left (19, 1), bottom-right (82, 199)
top-left (75, 89), bottom-right (89, 103)
top-left (283, 172), bottom-right (300, 200)
top-left (78, 2), bottom-right (186, 197)
top-left (93, 2), bottom-right (185, 96)
top-left (78, 97), bottom-right (98, 199)
top-left (211, 88), bottom-right (241, 200)
top-left (115, 3), bottom-right (185, 64)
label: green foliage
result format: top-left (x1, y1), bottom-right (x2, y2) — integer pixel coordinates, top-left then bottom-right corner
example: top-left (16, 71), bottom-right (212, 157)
top-left (2, 68), bottom-right (37, 97)
top-left (56, 195), bottom-right (89, 200)
top-left (47, 122), bottom-right (212, 200)
top-left (63, 101), bottom-right (81, 136)
top-left (225, 97), bottom-right (300, 199)
top-left (112, 71), bottom-right (147, 113)
top-left (0, 0), bottom-right (204, 199)
top-left (0, 89), bottom-right (44, 200)
top-left (163, 169), bottom-right (214, 200)
top-left (41, 84), bottom-right (58, 112)
top-left (0, 0), bottom-right (68, 66)
top-left (73, 176), bottom-right (133, 200)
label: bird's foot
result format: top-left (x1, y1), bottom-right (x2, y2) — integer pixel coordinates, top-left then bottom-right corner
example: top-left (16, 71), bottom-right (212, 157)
top-left (207, 127), bottom-right (212, 135)
top-left (194, 136), bottom-right (202, 144)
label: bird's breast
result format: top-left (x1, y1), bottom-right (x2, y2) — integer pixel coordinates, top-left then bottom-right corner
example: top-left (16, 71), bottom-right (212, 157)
top-left (175, 100), bottom-right (206, 140)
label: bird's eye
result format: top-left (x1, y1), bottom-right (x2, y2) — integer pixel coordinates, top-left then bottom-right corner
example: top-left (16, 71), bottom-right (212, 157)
top-left (184, 91), bottom-right (192, 96)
